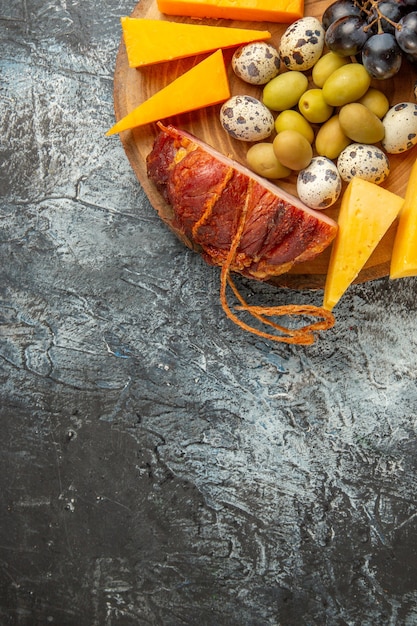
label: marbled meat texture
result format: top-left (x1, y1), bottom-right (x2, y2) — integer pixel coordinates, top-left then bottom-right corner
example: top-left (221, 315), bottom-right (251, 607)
top-left (146, 124), bottom-right (338, 280)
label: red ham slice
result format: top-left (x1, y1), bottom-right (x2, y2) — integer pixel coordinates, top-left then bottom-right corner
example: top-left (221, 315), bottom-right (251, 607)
top-left (146, 123), bottom-right (337, 281)
top-left (146, 123), bottom-right (337, 344)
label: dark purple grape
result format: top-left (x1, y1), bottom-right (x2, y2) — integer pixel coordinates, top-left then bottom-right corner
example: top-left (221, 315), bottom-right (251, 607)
top-left (396, 0), bottom-right (417, 9)
top-left (366, 1), bottom-right (403, 34)
top-left (362, 32), bottom-right (403, 79)
top-left (325, 15), bottom-right (370, 56)
top-left (322, 0), bottom-right (363, 30)
top-left (405, 51), bottom-right (417, 67)
top-left (396, 12), bottom-right (417, 56)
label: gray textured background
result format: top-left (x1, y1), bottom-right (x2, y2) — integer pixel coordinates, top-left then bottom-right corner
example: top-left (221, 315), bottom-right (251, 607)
top-left (1, 1), bottom-right (417, 624)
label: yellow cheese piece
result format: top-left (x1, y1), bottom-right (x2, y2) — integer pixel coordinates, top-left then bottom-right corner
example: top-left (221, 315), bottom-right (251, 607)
top-left (157, 0), bottom-right (304, 23)
top-left (121, 17), bottom-right (271, 67)
top-left (323, 177), bottom-right (404, 311)
top-left (106, 50), bottom-right (230, 135)
top-left (390, 157), bottom-right (417, 279)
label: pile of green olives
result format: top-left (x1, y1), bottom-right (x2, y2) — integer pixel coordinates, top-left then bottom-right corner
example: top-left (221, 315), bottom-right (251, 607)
top-left (246, 53), bottom-right (390, 178)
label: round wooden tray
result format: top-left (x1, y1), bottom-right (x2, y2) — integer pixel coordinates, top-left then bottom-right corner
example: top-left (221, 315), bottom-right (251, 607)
top-left (112, 0), bottom-right (417, 289)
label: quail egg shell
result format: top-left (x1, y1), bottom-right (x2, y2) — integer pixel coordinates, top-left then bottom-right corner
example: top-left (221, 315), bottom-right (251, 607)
top-left (220, 95), bottom-right (274, 141)
top-left (337, 143), bottom-right (390, 184)
top-left (232, 42), bottom-right (281, 85)
top-left (279, 17), bottom-right (325, 71)
top-left (382, 102), bottom-right (417, 154)
top-left (297, 157), bottom-right (341, 209)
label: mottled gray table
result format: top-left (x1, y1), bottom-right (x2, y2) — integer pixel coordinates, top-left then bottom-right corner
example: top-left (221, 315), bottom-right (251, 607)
top-left (2, 1), bottom-right (417, 625)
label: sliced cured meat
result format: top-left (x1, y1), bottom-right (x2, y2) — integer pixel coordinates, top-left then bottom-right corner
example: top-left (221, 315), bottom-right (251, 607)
top-left (146, 123), bottom-right (337, 345)
top-left (146, 123), bottom-right (338, 281)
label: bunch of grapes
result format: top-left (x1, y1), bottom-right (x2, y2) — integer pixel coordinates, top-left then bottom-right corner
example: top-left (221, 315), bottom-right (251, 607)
top-left (323, 0), bottom-right (417, 79)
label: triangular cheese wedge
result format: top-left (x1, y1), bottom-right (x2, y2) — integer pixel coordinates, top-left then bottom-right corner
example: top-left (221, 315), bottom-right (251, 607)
top-left (157, 0), bottom-right (304, 23)
top-left (390, 157), bottom-right (417, 278)
top-left (323, 177), bottom-right (404, 310)
top-left (106, 50), bottom-right (230, 135)
top-left (121, 17), bottom-right (271, 67)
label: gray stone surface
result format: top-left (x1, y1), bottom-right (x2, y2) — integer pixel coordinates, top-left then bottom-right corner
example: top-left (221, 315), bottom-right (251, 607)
top-left (1, 1), bottom-right (417, 624)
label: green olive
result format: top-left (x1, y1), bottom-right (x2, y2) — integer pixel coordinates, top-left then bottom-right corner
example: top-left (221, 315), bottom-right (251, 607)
top-left (274, 110), bottom-right (314, 143)
top-left (262, 71), bottom-right (308, 111)
top-left (312, 52), bottom-right (350, 88)
top-left (298, 88), bottom-right (334, 124)
top-left (322, 63), bottom-right (371, 107)
top-left (246, 143), bottom-right (292, 179)
top-left (338, 103), bottom-right (385, 143)
top-left (272, 130), bottom-right (313, 171)
top-left (315, 115), bottom-right (351, 160)
top-left (358, 88), bottom-right (390, 118)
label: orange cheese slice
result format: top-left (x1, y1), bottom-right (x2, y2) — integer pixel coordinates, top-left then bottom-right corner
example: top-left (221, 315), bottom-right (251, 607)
top-left (323, 177), bottom-right (404, 311)
top-left (157, 0), bottom-right (304, 23)
top-left (121, 17), bottom-right (271, 67)
top-left (390, 157), bottom-right (417, 279)
top-left (106, 50), bottom-right (230, 135)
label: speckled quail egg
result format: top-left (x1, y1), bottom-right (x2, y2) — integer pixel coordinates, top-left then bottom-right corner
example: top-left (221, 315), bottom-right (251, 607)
top-left (297, 157), bottom-right (341, 209)
top-left (232, 42), bottom-right (281, 85)
top-left (220, 95), bottom-right (274, 141)
top-left (279, 17), bottom-right (325, 71)
top-left (337, 143), bottom-right (390, 184)
top-left (382, 102), bottom-right (417, 154)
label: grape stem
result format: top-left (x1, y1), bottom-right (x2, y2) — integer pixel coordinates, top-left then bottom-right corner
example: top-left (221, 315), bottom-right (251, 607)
top-left (360, 0), bottom-right (401, 34)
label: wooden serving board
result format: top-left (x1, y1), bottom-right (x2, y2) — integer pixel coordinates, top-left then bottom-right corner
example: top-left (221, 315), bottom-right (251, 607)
top-left (112, 0), bottom-right (417, 289)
